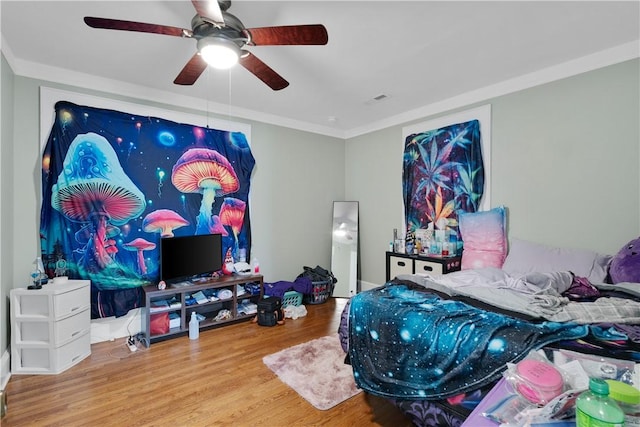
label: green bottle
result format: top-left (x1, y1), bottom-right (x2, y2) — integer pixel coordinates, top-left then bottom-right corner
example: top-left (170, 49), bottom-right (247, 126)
top-left (576, 378), bottom-right (625, 427)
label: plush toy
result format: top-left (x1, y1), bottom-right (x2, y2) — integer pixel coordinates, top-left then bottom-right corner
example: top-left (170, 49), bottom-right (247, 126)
top-left (221, 248), bottom-right (235, 276)
top-left (609, 237), bottom-right (640, 284)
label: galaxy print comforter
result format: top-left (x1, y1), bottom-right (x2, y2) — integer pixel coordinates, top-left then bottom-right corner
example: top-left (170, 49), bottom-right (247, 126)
top-left (348, 282), bottom-right (588, 400)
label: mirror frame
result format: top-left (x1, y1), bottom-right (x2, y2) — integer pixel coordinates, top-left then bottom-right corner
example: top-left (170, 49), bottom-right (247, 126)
top-left (331, 201), bottom-right (359, 297)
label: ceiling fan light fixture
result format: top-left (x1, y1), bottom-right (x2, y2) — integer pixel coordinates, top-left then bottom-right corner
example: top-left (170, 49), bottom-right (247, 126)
top-left (198, 37), bottom-right (240, 70)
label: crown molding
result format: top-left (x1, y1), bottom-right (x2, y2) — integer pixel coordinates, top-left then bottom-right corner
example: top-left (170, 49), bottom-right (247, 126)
top-left (3, 35), bottom-right (638, 140)
top-left (344, 40), bottom-right (640, 139)
top-left (1, 35), bottom-right (345, 139)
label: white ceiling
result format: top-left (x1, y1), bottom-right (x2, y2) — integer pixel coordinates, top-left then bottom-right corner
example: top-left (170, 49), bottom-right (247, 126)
top-left (2, 1), bottom-right (639, 138)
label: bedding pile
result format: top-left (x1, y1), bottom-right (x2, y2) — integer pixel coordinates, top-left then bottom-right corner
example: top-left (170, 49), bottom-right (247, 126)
top-left (348, 282), bottom-right (588, 400)
top-left (343, 237), bottom-right (640, 425)
top-left (404, 268), bottom-right (640, 324)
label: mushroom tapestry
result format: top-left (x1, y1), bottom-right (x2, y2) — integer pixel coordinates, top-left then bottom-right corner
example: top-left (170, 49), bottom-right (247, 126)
top-left (40, 101), bottom-right (255, 318)
top-left (402, 119), bottom-right (484, 240)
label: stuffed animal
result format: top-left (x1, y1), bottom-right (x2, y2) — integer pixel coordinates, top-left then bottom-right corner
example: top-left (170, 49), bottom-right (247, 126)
top-left (609, 237), bottom-right (640, 284)
top-left (221, 248), bottom-right (235, 276)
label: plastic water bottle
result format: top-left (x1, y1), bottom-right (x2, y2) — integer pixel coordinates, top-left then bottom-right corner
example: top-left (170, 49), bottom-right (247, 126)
top-left (252, 257), bottom-right (260, 274)
top-left (189, 312), bottom-right (199, 340)
top-left (576, 378), bottom-right (625, 427)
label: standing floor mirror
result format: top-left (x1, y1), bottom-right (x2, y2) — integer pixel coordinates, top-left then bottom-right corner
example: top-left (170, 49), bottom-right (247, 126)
top-left (331, 201), bottom-right (359, 297)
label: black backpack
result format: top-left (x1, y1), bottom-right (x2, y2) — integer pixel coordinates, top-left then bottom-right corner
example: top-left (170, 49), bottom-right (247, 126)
top-left (254, 297), bottom-right (284, 326)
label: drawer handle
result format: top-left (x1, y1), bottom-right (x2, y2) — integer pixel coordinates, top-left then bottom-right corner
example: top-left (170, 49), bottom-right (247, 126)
top-left (71, 330), bottom-right (81, 337)
top-left (421, 265), bottom-right (433, 272)
top-left (397, 261), bottom-right (406, 267)
top-left (70, 306), bottom-right (80, 312)
top-left (72, 355), bottom-right (80, 362)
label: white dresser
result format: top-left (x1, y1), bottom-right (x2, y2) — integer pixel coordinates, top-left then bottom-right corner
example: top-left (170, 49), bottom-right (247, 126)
top-left (10, 280), bottom-right (91, 375)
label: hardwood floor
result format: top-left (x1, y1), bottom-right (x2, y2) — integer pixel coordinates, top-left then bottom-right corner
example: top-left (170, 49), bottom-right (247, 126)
top-left (4, 298), bottom-right (413, 426)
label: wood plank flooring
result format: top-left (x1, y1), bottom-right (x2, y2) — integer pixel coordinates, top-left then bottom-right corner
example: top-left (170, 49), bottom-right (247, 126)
top-left (3, 298), bottom-right (413, 426)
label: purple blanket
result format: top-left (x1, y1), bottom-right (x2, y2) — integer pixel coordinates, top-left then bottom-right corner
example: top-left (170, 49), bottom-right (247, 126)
top-left (263, 276), bottom-right (313, 298)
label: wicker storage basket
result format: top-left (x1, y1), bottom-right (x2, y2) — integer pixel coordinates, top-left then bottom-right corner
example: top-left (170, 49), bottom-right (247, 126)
top-left (303, 279), bottom-right (334, 305)
top-left (282, 290), bottom-right (303, 307)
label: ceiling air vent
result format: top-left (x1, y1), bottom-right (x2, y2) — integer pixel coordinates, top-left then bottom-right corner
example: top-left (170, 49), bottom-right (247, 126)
top-left (365, 93), bottom-right (390, 105)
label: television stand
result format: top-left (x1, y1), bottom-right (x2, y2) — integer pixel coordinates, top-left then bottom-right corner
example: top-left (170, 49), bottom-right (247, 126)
top-left (141, 274), bottom-right (263, 347)
top-left (190, 276), bottom-right (220, 283)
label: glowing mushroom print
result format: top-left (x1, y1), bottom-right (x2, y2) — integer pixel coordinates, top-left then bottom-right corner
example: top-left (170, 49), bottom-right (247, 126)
top-left (142, 209), bottom-right (189, 238)
top-left (75, 224), bottom-right (121, 261)
top-left (122, 238), bottom-right (156, 275)
top-left (219, 197), bottom-right (246, 251)
top-left (171, 148), bottom-right (239, 234)
top-left (51, 133), bottom-right (146, 272)
top-left (105, 240), bottom-right (118, 256)
top-left (209, 215), bottom-right (229, 237)
top-left (75, 223), bottom-right (120, 245)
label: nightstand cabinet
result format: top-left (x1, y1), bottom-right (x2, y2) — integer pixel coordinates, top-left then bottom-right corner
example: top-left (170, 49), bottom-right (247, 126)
top-left (10, 280), bottom-right (91, 375)
top-left (386, 252), bottom-right (461, 281)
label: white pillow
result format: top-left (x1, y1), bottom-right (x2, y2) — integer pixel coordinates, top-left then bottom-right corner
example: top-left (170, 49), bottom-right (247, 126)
top-left (502, 238), bottom-right (612, 283)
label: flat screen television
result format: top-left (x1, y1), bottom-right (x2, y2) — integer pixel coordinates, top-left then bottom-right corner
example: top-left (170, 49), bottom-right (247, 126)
top-left (160, 233), bottom-right (223, 283)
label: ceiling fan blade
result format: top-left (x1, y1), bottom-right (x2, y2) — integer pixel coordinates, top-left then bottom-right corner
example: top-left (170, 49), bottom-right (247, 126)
top-left (239, 52), bottom-right (289, 91)
top-left (84, 17), bottom-right (191, 38)
top-left (247, 24), bottom-right (328, 46)
top-left (191, 0), bottom-right (225, 25)
top-left (174, 54), bottom-right (208, 85)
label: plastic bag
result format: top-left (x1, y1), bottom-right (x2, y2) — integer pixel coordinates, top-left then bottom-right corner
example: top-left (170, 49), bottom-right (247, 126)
top-left (503, 351), bottom-right (569, 405)
top-left (284, 304), bottom-right (307, 319)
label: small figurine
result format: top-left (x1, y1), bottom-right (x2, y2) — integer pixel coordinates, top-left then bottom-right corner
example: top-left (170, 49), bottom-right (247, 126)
top-left (28, 257), bottom-right (48, 290)
top-left (54, 257), bottom-right (68, 278)
top-left (221, 248), bottom-right (235, 276)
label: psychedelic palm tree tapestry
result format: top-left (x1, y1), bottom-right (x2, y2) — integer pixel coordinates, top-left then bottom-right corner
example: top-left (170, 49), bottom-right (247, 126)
top-left (402, 119), bottom-right (484, 239)
top-left (40, 101), bottom-right (255, 318)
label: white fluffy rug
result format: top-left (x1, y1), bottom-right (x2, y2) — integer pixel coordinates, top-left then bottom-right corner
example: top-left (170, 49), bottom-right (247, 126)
top-left (263, 334), bottom-right (361, 410)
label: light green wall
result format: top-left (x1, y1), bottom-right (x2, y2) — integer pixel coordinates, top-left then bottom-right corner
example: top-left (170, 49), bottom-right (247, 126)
top-left (345, 125), bottom-right (404, 286)
top-left (346, 59), bottom-right (640, 286)
top-left (1, 53), bottom-right (15, 365)
top-left (491, 60), bottom-right (639, 250)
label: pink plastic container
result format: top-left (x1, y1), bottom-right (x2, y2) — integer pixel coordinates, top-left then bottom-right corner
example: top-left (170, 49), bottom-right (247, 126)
top-left (515, 359), bottom-right (564, 404)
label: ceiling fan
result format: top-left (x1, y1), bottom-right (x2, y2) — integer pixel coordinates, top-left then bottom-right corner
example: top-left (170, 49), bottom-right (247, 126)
top-left (84, 0), bottom-right (328, 90)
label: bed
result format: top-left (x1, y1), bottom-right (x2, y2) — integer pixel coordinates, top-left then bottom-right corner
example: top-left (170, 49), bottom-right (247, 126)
top-left (338, 236), bottom-right (640, 426)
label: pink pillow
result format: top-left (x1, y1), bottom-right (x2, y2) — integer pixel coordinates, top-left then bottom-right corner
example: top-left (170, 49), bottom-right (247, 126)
top-left (459, 206), bottom-right (507, 270)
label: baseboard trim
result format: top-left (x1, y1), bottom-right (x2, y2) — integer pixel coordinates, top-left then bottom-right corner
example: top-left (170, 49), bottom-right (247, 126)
top-left (1, 349), bottom-right (10, 390)
top-left (90, 308), bottom-right (142, 344)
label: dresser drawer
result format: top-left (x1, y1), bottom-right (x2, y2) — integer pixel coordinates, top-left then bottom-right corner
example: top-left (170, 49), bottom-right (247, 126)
top-left (53, 331), bottom-right (91, 373)
top-left (53, 285), bottom-right (90, 319)
top-left (415, 260), bottom-right (444, 275)
top-left (14, 331), bottom-right (90, 375)
top-left (388, 255), bottom-right (414, 279)
top-left (14, 308), bottom-right (90, 346)
top-left (13, 293), bottom-right (50, 318)
top-left (14, 319), bottom-right (50, 344)
top-left (386, 252), bottom-right (462, 281)
top-left (54, 308), bottom-right (90, 345)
